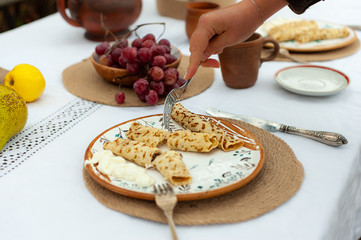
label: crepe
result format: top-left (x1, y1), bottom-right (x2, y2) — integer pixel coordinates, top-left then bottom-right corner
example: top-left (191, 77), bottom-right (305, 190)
top-left (126, 121), bottom-right (168, 147)
top-left (294, 28), bottom-right (349, 43)
top-left (167, 130), bottom-right (218, 152)
top-left (103, 138), bottom-right (162, 168)
top-left (171, 103), bottom-right (243, 151)
top-left (266, 19), bottom-right (350, 43)
top-left (267, 20), bottom-right (318, 42)
top-left (153, 150), bottom-right (192, 186)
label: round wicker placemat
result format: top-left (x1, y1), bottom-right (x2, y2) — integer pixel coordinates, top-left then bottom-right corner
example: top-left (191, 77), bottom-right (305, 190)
top-left (62, 55), bottom-right (214, 107)
top-left (83, 119), bottom-right (304, 225)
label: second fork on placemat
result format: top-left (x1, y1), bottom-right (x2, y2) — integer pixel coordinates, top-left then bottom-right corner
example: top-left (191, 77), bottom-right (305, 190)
top-left (154, 183), bottom-right (178, 240)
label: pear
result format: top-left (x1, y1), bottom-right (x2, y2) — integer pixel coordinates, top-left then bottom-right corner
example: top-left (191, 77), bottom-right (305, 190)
top-left (0, 84), bottom-right (28, 151)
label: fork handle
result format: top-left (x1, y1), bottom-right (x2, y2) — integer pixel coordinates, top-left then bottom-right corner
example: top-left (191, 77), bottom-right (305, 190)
top-left (165, 212), bottom-right (178, 240)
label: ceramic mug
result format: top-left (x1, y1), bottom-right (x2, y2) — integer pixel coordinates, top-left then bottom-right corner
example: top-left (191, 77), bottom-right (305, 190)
top-left (57, 0), bottom-right (142, 41)
top-left (185, 2), bottom-right (219, 39)
top-left (218, 33), bottom-right (280, 89)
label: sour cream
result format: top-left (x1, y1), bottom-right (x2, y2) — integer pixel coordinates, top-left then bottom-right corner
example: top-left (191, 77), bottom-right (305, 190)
top-left (85, 150), bottom-right (156, 187)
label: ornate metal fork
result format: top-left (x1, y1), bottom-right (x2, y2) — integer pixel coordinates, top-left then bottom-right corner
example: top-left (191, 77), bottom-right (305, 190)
top-left (154, 183), bottom-right (178, 240)
top-left (163, 69), bottom-right (198, 130)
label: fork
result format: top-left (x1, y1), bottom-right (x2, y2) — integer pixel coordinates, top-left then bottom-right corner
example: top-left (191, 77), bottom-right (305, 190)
top-left (154, 183), bottom-right (178, 240)
top-left (163, 70), bottom-right (197, 131)
top-left (279, 48), bottom-right (309, 64)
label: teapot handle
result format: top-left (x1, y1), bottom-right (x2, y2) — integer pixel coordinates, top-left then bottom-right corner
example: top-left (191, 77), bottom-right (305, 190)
top-left (56, 0), bottom-right (81, 27)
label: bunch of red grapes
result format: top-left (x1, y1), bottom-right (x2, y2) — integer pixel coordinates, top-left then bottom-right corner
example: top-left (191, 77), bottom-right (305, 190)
top-left (94, 33), bottom-right (186, 105)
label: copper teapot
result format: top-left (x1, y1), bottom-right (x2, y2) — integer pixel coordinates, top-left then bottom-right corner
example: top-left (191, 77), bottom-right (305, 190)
top-left (57, 0), bottom-right (142, 41)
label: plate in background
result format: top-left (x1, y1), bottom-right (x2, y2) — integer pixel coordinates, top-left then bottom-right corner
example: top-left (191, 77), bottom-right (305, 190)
top-left (275, 65), bottom-right (349, 96)
top-left (258, 18), bottom-right (357, 52)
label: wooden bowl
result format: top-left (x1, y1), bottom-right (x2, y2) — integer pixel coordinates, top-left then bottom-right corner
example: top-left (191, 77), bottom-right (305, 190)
top-left (91, 46), bottom-right (182, 87)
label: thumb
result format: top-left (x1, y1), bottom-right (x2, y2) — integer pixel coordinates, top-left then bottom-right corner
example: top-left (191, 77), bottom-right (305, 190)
top-left (203, 33), bottom-right (236, 59)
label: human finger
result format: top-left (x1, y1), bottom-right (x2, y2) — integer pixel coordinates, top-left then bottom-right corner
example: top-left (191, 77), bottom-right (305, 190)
top-left (185, 21), bottom-right (217, 79)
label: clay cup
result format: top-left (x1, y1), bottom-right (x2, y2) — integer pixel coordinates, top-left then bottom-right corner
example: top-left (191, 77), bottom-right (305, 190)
top-left (218, 33), bottom-right (280, 89)
top-left (185, 2), bottom-right (219, 39)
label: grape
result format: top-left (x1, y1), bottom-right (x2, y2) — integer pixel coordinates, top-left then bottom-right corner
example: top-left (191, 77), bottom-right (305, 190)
top-left (150, 81), bottom-right (165, 96)
top-left (158, 38), bottom-right (171, 48)
top-left (95, 42), bottom-right (110, 55)
top-left (99, 54), bottom-right (112, 66)
top-left (132, 38), bottom-right (143, 49)
top-left (164, 68), bottom-right (179, 85)
top-left (170, 54), bottom-right (177, 63)
top-left (137, 92), bottom-right (147, 102)
top-left (118, 55), bottom-right (127, 68)
top-left (177, 77), bottom-right (186, 87)
top-left (152, 55), bottom-right (166, 67)
top-left (166, 82), bottom-right (180, 93)
top-left (126, 61), bottom-right (140, 74)
top-left (163, 45), bottom-right (171, 54)
top-left (112, 63), bottom-right (120, 68)
top-left (142, 33), bottom-right (156, 42)
top-left (122, 47), bottom-right (137, 63)
top-left (117, 39), bottom-right (128, 49)
top-left (145, 90), bottom-right (158, 105)
top-left (137, 47), bottom-right (152, 63)
top-left (115, 92), bottom-right (125, 104)
top-left (111, 48), bottom-right (122, 63)
top-left (133, 78), bottom-right (149, 95)
top-left (149, 66), bottom-right (164, 81)
top-left (150, 45), bottom-right (166, 57)
top-left (142, 39), bottom-right (155, 49)
top-left (164, 53), bottom-right (176, 64)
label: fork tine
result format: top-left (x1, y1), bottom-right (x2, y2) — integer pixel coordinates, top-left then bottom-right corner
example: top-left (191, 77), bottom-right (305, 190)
top-left (153, 185), bottom-right (159, 194)
top-left (153, 183), bottom-right (174, 195)
top-left (163, 69), bottom-right (197, 130)
top-left (163, 93), bottom-right (177, 130)
top-left (164, 183), bottom-right (173, 193)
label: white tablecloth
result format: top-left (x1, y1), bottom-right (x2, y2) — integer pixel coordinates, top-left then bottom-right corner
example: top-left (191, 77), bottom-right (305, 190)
top-left (0, 1), bottom-right (360, 239)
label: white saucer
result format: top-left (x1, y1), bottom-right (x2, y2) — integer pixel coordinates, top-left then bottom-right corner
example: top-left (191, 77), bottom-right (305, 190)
top-left (274, 65), bottom-right (349, 96)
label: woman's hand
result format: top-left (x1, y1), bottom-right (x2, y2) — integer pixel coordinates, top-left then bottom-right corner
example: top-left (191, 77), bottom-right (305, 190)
top-left (185, 0), bottom-right (288, 80)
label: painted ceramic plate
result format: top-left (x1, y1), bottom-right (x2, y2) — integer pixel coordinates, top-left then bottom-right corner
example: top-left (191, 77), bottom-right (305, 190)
top-left (258, 18), bottom-right (357, 52)
top-left (275, 65), bottom-right (349, 96)
top-left (84, 114), bottom-right (265, 201)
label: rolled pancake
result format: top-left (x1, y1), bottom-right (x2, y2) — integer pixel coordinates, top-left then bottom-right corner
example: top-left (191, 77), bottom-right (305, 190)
top-left (294, 27), bottom-right (349, 43)
top-left (153, 150), bottom-right (192, 186)
top-left (103, 138), bottom-right (162, 168)
top-left (167, 130), bottom-right (218, 152)
top-left (171, 103), bottom-right (243, 151)
top-left (126, 122), bottom-right (168, 147)
top-left (267, 20), bottom-right (318, 42)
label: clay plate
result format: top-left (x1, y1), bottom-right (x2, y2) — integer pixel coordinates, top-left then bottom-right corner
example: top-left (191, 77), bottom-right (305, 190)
top-left (258, 18), bottom-right (357, 52)
top-left (84, 114), bottom-right (265, 201)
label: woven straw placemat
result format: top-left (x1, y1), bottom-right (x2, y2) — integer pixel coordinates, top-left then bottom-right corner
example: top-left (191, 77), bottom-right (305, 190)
top-left (62, 55), bottom-right (214, 107)
top-left (262, 38), bottom-right (360, 62)
top-left (83, 119), bottom-right (304, 225)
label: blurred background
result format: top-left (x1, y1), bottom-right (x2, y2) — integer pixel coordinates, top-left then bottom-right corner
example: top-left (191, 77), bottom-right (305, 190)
top-left (0, 0), bottom-right (56, 32)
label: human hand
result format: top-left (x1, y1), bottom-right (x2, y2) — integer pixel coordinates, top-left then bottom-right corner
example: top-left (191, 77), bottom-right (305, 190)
top-left (185, 0), bottom-right (287, 80)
